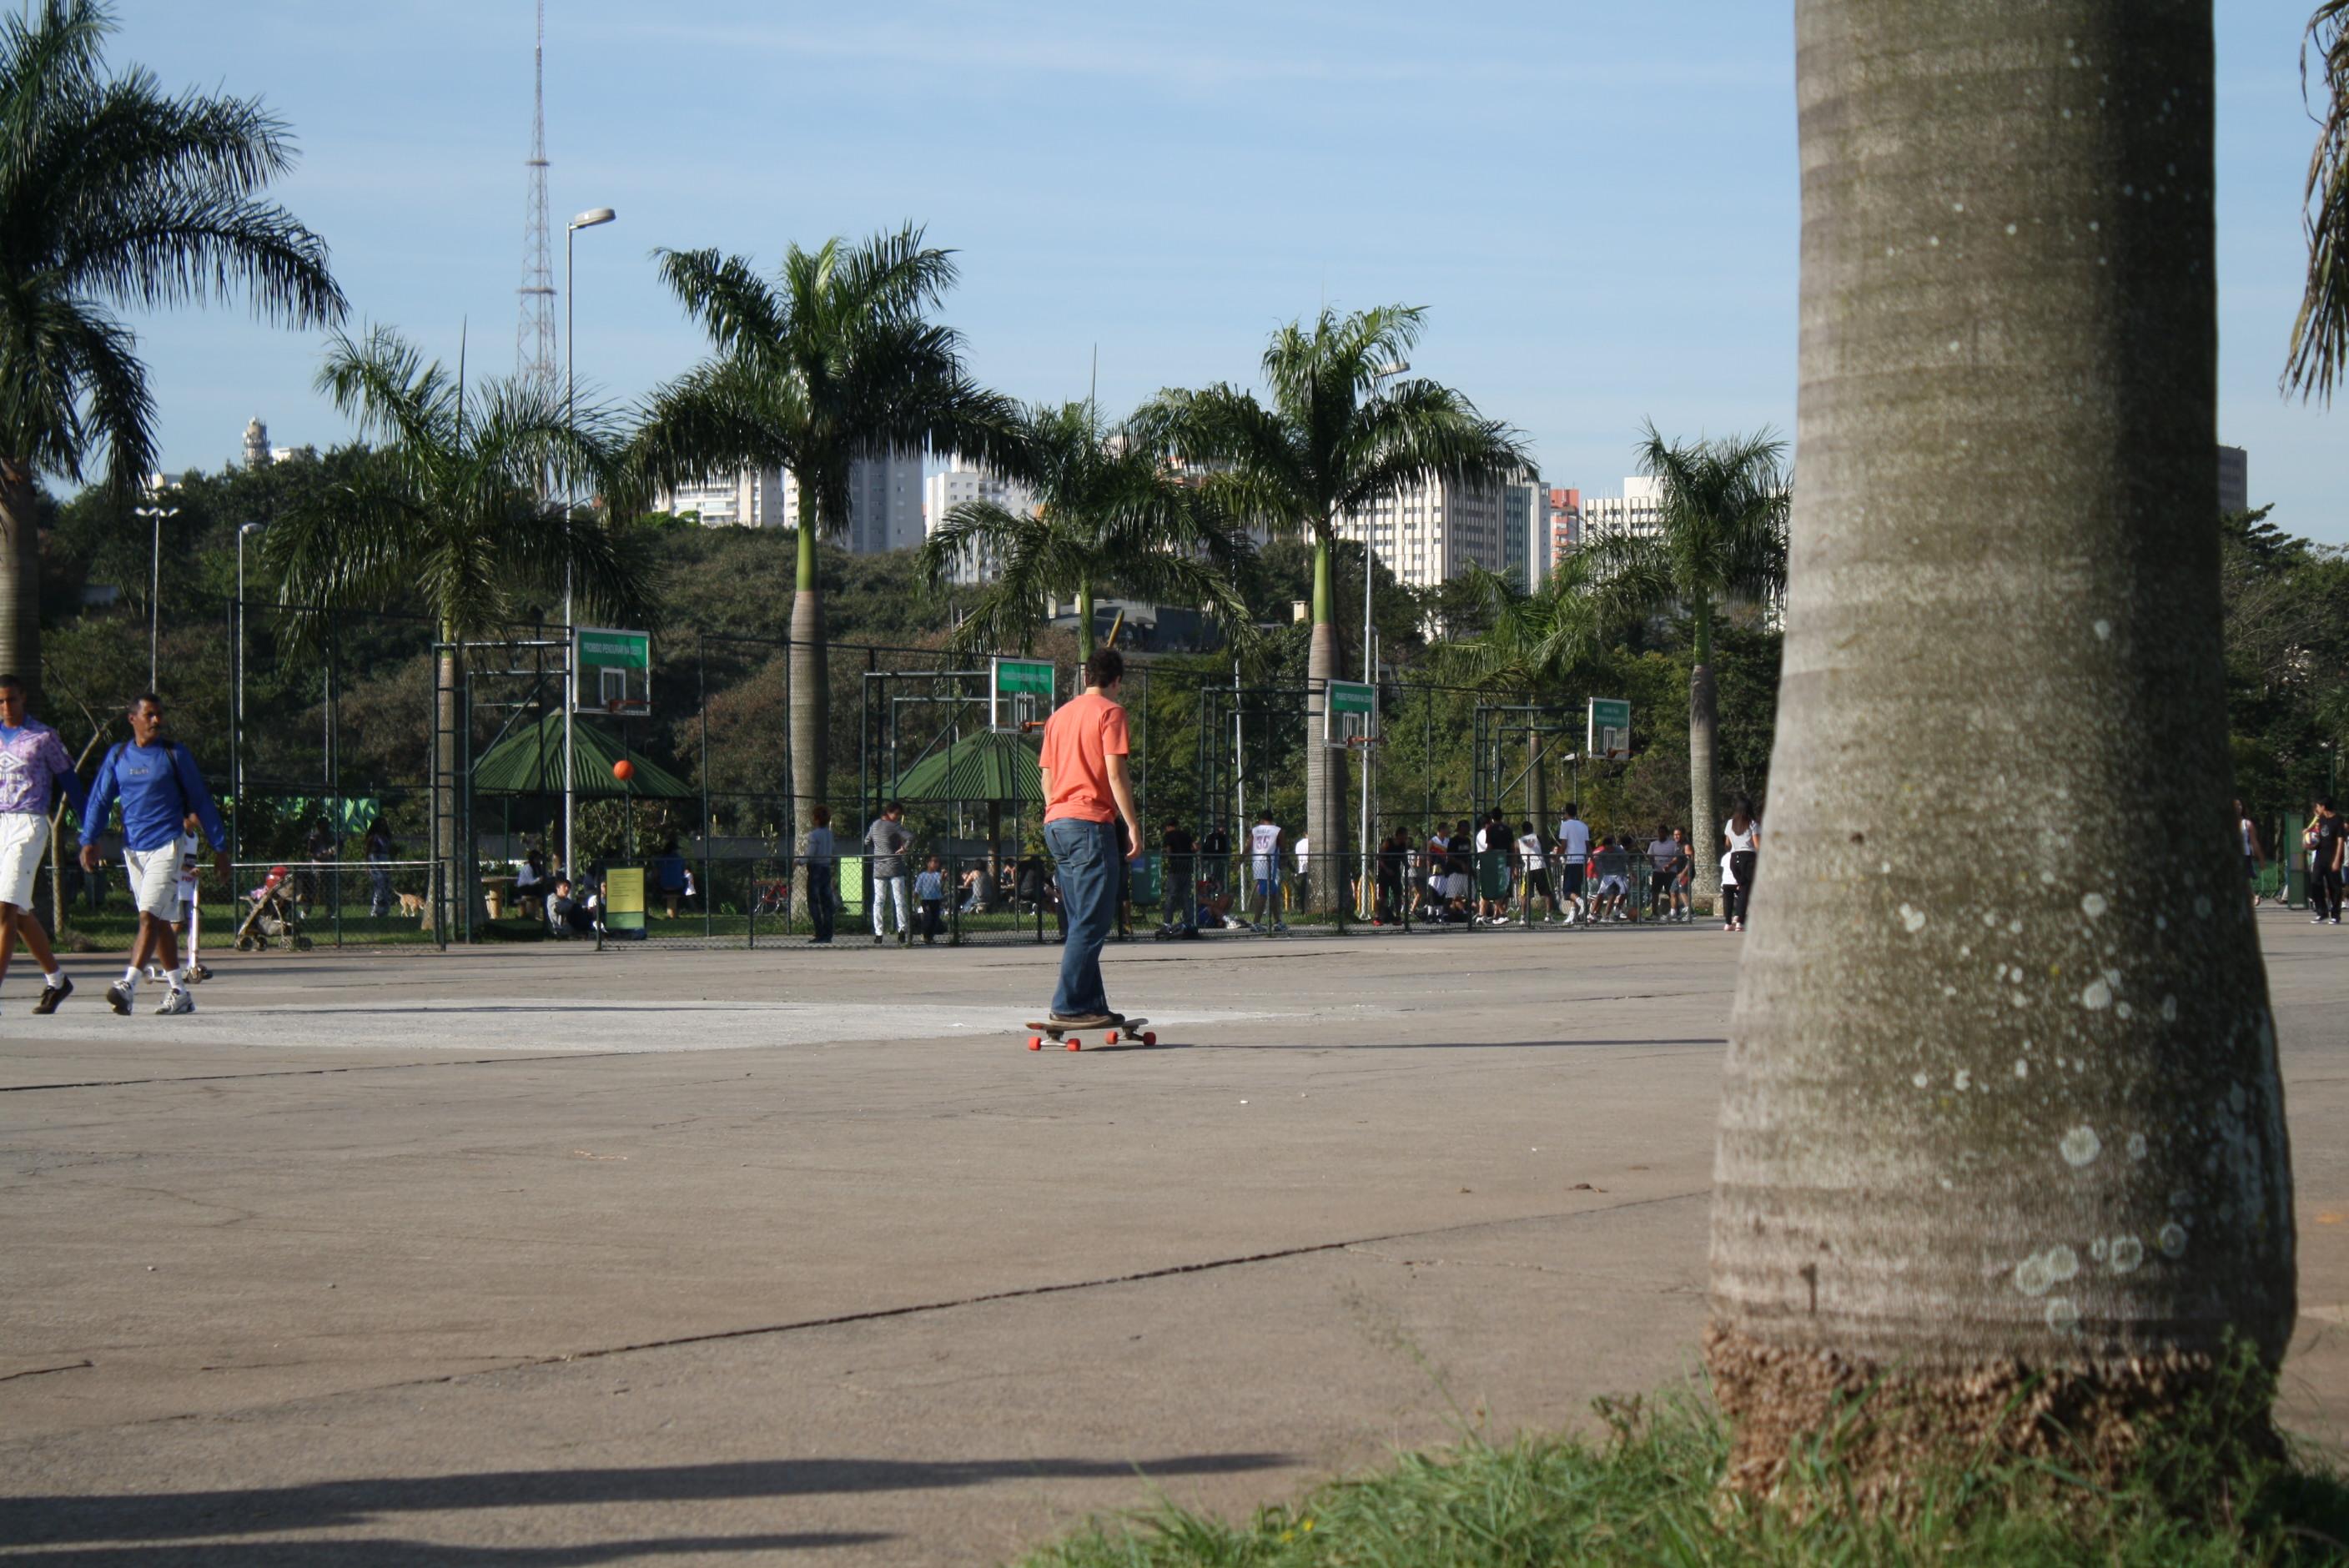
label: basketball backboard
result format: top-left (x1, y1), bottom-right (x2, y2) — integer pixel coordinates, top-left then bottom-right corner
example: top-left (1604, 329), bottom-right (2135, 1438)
top-left (574, 627), bottom-right (651, 716)
top-left (1325, 679), bottom-right (1377, 749)
top-left (991, 656), bottom-right (1055, 734)
top-left (1587, 696), bottom-right (1632, 761)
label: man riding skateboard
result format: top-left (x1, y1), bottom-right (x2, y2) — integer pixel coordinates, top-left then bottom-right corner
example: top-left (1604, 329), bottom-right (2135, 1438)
top-left (1038, 648), bottom-right (1143, 1032)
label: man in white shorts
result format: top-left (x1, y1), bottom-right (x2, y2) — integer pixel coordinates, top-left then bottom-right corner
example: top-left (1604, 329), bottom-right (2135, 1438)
top-left (80, 694), bottom-right (229, 1016)
top-left (1555, 802), bottom-right (1592, 925)
top-left (146, 815), bottom-right (212, 984)
top-left (0, 673), bottom-right (88, 1014)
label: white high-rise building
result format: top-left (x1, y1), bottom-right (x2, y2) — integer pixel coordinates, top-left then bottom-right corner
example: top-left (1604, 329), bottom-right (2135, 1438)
top-left (1333, 477), bottom-right (1514, 591)
top-left (1575, 476), bottom-right (1667, 547)
top-left (1502, 481), bottom-right (1552, 587)
top-left (656, 450), bottom-right (925, 551)
top-left (922, 456), bottom-right (1039, 584)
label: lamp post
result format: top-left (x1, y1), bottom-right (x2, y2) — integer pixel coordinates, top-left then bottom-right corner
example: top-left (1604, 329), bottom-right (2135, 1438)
top-left (234, 521), bottom-right (264, 860)
top-left (561, 206), bottom-right (616, 878)
top-left (133, 504), bottom-right (179, 687)
top-left (1357, 361), bottom-right (1406, 917)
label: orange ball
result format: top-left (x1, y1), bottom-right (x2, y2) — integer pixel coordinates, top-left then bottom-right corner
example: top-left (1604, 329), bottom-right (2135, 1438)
top-left (612, 758), bottom-right (635, 781)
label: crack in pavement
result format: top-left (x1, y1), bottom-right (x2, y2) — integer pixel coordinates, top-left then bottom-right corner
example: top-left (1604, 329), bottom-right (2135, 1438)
top-left (0, 1053), bottom-right (623, 1093)
top-left (18, 1189), bottom-right (1712, 1440)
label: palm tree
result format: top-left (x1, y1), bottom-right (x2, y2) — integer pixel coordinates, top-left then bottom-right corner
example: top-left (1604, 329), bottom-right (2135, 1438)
top-left (1149, 306), bottom-right (1531, 912)
top-left (1584, 425), bottom-right (1786, 912)
top-left (918, 400), bottom-right (1255, 665)
top-left (633, 227), bottom-right (1022, 841)
top-left (2286, 0), bottom-right (2347, 396)
top-left (1451, 551), bottom-right (1622, 835)
top-left (261, 326), bottom-right (651, 907)
top-left (0, 0), bottom-right (345, 710)
top-left (1711, 0), bottom-right (2291, 1495)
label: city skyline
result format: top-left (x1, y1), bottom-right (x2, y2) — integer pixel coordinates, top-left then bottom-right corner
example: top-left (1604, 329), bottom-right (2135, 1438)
top-left (110, 2), bottom-right (2340, 543)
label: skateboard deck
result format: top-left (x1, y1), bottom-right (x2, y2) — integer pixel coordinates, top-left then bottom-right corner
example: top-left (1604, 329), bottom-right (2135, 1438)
top-left (1024, 1018), bottom-right (1154, 1052)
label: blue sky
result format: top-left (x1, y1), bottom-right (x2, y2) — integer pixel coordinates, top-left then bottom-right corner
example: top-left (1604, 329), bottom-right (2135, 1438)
top-left (118, 1), bottom-right (2341, 541)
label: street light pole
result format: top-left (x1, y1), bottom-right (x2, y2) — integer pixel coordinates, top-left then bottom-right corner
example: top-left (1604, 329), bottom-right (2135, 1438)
top-left (561, 207), bottom-right (616, 878)
top-left (235, 520), bottom-right (264, 862)
top-left (1358, 362), bottom-right (1406, 917)
top-left (134, 504), bottom-right (179, 688)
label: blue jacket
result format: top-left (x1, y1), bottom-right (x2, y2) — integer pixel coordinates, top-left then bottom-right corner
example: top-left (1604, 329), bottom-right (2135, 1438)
top-left (84, 740), bottom-right (227, 854)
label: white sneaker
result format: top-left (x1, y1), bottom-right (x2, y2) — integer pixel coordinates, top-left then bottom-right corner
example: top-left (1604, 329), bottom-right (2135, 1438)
top-left (154, 988), bottom-right (194, 1016)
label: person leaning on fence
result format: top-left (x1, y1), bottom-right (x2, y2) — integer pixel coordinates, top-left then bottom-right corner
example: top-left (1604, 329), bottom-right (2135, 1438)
top-left (913, 854), bottom-right (948, 943)
top-left (1036, 646), bottom-right (1144, 1031)
top-left (802, 805), bottom-right (839, 944)
top-left (0, 672), bottom-right (89, 1016)
top-left (81, 693), bottom-right (229, 1016)
top-left (1157, 817), bottom-right (1195, 935)
top-left (865, 801), bottom-right (913, 945)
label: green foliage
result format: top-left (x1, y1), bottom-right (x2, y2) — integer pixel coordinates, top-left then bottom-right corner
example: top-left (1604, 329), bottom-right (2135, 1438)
top-left (1023, 1377), bottom-right (2349, 1568)
top-left (2220, 507), bottom-right (2349, 841)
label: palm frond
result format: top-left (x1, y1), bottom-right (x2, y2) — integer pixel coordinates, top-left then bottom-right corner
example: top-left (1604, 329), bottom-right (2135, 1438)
top-left (651, 248), bottom-right (788, 361)
top-left (2287, 0), bottom-right (2349, 400)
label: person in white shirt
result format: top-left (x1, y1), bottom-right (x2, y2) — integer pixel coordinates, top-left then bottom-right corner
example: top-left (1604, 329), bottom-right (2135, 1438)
top-left (1248, 811), bottom-right (1286, 932)
top-left (1293, 832), bottom-right (1310, 910)
top-left (1517, 821), bottom-right (1556, 920)
top-left (2234, 797), bottom-right (2264, 908)
top-left (1555, 803), bottom-right (1592, 926)
top-left (1722, 797), bottom-right (1761, 932)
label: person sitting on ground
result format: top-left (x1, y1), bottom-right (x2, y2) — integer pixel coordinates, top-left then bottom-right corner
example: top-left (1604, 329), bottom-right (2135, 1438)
top-left (547, 877), bottom-right (596, 937)
top-left (1195, 875), bottom-right (1239, 930)
top-left (958, 866), bottom-right (987, 914)
top-left (913, 854), bottom-right (948, 943)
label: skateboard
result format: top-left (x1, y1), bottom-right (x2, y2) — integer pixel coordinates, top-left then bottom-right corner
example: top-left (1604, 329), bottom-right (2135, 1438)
top-left (1024, 1018), bottom-right (1154, 1052)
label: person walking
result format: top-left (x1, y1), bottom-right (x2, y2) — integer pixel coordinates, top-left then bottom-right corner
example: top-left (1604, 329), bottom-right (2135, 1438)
top-left (0, 673), bottom-right (88, 1014)
top-left (1556, 802), bottom-right (1592, 926)
top-left (79, 693), bottom-right (229, 1015)
top-left (1722, 797), bottom-right (1762, 933)
top-left (913, 854), bottom-right (948, 943)
top-left (865, 801), bottom-right (913, 944)
top-left (1038, 648), bottom-right (1143, 1031)
top-left (2310, 799), bottom-right (2345, 927)
top-left (802, 804), bottom-right (839, 944)
top-left (2232, 798), bottom-right (2264, 908)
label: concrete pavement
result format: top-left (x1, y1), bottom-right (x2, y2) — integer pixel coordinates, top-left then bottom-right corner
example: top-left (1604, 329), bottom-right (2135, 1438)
top-left (3, 917), bottom-right (2344, 1565)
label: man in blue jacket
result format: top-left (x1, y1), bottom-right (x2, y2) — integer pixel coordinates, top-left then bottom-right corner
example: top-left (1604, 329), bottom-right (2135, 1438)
top-left (81, 694), bottom-right (228, 1016)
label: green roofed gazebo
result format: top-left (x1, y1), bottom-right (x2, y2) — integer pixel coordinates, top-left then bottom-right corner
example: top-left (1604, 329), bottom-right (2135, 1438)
top-left (472, 712), bottom-right (694, 799)
top-left (887, 730), bottom-right (1040, 807)
top-left (888, 731), bottom-right (1040, 907)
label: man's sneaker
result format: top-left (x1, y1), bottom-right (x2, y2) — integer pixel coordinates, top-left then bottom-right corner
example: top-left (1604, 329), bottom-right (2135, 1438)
top-left (33, 975), bottom-right (73, 1014)
top-left (873, 932), bottom-right (884, 944)
top-left (155, 988), bottom-right (194, 1016)
top-left (105, 982), bottom-right (133, 1016)
top-left (1047, 1010), bottom-right (1115, 1029)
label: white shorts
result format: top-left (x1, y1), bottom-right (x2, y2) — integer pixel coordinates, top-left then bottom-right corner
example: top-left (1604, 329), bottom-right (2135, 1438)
top-left (0, 813), bottom-right (48, 909)
top-left (1442, 872), bottom-right (1471, 900)
top-left (123, 847), bottom-right (182, 919)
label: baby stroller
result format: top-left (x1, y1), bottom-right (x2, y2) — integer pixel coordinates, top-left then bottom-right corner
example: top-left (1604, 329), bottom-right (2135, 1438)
top-left (234, 866), bottom-right (314, 952)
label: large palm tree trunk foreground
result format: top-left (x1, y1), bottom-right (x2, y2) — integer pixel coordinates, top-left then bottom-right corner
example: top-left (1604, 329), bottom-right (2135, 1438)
top-left (1304, 539), bottom-right (1346, 915)
top-left (1687, 638), bottom-right (1720, 911)
top-left (1708, 0), bottom-right (2292, 1495)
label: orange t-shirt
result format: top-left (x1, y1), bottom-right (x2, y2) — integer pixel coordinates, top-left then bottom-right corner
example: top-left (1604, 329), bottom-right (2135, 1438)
top-left (1039, 691), bottom-right (1130, 824)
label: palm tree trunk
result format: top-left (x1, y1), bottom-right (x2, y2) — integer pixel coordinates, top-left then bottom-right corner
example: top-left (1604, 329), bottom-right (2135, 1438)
top-left (1688, 597), bottom-right (1720, 911)
top-left (435, 632), bottom-right (462, 929)
top-left (1709, 0), bottom-right (2291, 1495)
top-left (790, 520), bottom-right (828, 844)
top-left (1074, 580), bottom-right (1094, 666)
top-left (0, 463), bottom-right (42, 715)
top-left (1305, 535), bottom-right (1343, 914)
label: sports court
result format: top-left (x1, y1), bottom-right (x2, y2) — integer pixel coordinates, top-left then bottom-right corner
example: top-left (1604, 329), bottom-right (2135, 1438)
top-left (5, 918), bottom-right (2348, 1565)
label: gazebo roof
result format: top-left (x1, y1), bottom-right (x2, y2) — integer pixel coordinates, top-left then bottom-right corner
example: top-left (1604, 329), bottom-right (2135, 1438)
top-left (888, 730), bottom-right (1040, 805)
top-left (471, 712), bottom-right (694, 799)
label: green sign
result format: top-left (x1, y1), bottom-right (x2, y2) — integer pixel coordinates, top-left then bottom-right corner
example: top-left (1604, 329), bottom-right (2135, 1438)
top-left (994, 659), bottom-right (1054, 696)
top-left (579, 630), bottom-right (648, 668)
top-left (1588, 697), bottom-right (1632, 759)
top-left (1327, 680), bottom-right (1376, 715)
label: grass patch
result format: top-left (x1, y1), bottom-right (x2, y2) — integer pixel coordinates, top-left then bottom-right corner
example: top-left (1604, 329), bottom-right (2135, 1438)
top-left (1019, 1388), bottom-right (2349, 1567)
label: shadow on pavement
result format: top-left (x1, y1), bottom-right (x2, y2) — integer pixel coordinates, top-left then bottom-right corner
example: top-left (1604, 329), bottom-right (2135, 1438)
top-left (1, 1453), bottom-right (1292, 1549)
top-left (3, 1533), bottom-right (888, 1565)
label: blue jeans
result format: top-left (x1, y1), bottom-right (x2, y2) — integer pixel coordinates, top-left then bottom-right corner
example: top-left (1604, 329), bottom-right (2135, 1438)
top-left (1045, 817), bottom-right (1118, 1018)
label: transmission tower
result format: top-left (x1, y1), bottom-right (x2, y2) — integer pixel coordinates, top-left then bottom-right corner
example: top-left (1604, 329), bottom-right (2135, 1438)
top-left (516, 0), bottom-right (557, 390)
